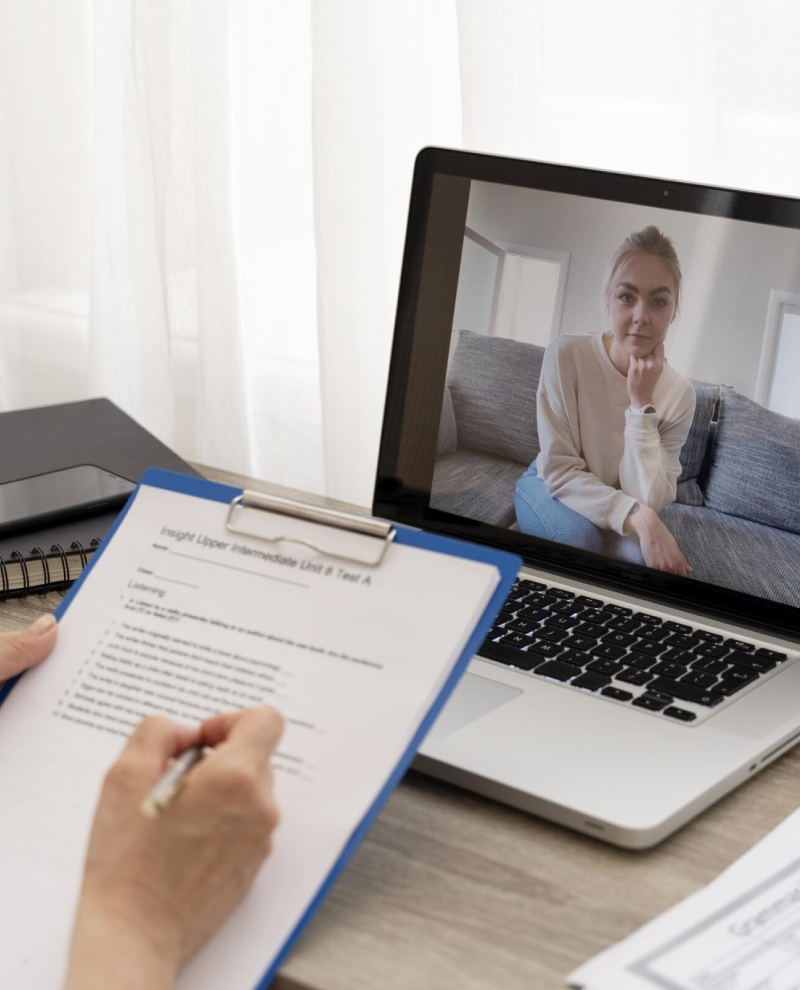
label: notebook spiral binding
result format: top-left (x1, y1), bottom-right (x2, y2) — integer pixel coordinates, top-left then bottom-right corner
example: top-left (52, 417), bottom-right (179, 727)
top-left (0, 539), bottom-right (103, 601)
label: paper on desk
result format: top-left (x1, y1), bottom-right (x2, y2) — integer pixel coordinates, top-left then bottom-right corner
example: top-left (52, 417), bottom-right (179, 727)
top-left (568, 803), bottom-right (800, 990)
top-left (0, 478), bottom-right (506, 990)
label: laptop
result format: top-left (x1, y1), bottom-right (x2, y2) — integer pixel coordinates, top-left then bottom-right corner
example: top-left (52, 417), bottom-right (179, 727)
top-left (373, 147), bottom-right (800, 849)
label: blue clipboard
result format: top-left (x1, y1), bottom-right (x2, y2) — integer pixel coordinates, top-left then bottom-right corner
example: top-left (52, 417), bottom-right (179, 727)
top-left (8, 467), bottom-right (521, 988)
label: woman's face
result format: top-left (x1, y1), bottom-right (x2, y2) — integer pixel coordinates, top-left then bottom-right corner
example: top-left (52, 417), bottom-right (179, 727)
top-left (606, 252), bottom-right (678, 360)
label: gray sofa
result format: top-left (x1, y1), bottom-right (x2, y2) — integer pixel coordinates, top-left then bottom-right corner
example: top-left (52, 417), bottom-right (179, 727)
top-left (431, 329), bottom-right (800, 608)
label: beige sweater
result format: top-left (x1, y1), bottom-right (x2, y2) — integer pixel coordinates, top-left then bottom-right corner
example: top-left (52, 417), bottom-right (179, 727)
top-left (535, 333), bottom-right (696, 535)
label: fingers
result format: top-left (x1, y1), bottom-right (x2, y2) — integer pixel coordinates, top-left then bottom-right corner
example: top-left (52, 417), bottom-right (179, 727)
top-left (200, 707), bottom-right (284, 766)
top-left (114, 717), bottom-right (202, 788)
top-left (0, 613), bottom-right (58, 683)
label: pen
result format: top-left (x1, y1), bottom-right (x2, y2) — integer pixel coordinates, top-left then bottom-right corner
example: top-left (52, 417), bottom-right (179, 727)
top-left (140, 745), bottom-right (206, 818)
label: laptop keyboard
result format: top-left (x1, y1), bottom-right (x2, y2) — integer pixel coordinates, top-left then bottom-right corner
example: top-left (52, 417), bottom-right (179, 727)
top-left (479, 576), bottom-right (789, 724)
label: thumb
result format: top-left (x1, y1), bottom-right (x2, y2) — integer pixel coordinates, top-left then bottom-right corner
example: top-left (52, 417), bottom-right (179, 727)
top-left (0, 614), bottom-right (58, 682)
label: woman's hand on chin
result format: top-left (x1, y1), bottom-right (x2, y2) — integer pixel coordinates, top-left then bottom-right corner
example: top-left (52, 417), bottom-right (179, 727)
top-left (625, 503), bottom-right (692, 576)
top-left (627, 341), bottom-right (666, 409)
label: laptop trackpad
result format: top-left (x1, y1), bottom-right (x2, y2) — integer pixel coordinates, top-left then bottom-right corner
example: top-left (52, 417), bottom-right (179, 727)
top-left (427, 673), bottom-right (523, 741)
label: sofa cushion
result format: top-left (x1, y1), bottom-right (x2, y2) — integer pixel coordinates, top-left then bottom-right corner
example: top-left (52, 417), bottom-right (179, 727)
top-left (447, 329), bottom-right (542, 467)
top-left (661, 503), bottom-right (800, 608)
top-left (430, 449), bottom-right (522, 528)
top-left (437, 386), bottom-right (457, 455)
top-left (675, 386), bottom-right (718, 507)
top-left (704, 386), bottom-right (800, 535)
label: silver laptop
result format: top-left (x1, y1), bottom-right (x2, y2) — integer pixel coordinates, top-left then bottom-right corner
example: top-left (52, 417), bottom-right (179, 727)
top-left (373, 147), bottom-right (800, 849)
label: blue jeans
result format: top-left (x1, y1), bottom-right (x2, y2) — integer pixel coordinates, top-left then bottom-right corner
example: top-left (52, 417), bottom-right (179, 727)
top-left (514, 462), bottom-right (605, 554)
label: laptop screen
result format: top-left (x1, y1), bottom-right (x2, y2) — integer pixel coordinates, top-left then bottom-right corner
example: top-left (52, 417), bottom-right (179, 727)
top-left (375, 149), bottom-right (800, 635)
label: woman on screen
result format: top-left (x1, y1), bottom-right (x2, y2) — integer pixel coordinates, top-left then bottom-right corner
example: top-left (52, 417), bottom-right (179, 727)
top-left (514, 226), bottom-right (695, 575)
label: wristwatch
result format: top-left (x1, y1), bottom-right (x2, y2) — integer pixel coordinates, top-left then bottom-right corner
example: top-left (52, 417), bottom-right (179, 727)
top-left (630, 404), bottom-right (657, 415)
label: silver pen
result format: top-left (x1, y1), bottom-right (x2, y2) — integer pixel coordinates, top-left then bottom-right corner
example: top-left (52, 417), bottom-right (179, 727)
top-left (140, 745), bottom-right (206, 818)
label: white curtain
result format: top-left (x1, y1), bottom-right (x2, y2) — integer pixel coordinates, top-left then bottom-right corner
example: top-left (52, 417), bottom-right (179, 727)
top-left (2, 0), bottom-right (800, 507)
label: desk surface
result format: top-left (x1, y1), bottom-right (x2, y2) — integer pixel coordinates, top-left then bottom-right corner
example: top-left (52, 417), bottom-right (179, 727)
top-left (3, 466), bottom-right (799, 990)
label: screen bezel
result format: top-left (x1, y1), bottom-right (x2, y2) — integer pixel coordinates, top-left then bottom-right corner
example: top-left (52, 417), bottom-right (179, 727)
top-left (374, 146), bottom-right (800, 641)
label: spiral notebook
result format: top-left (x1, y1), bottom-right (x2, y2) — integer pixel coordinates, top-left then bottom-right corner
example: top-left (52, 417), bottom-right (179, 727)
top-left (0, 397), bottom-right (199, 598)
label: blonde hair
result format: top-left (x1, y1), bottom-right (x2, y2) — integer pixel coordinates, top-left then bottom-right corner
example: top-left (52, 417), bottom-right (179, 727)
top-left (602, 225), bottom-right (682, 319)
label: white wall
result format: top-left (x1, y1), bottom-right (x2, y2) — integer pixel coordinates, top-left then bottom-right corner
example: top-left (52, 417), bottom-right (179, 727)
top-left (0, 0), bottom-right (90, 296)
top-left (451, 235), bottom-right (497, 338)
top-left (467, 181), bottom-right (800, 398)
top-left (772, 311), bottom-right (800, 419)
top-left (493, 254), bottom-right (560, 347)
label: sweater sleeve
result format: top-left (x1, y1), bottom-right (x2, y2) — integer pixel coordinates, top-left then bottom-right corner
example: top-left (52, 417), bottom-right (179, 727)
top-left (618, 382), bottom-right (696, 513)
top-left (536, 343), bottom-right (637, 534)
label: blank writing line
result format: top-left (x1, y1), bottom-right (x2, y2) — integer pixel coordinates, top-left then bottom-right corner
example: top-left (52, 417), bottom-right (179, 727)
top-left (153, 575), bottom-right (200, 589)
top-left (168, 550), bottom-right (310, 588)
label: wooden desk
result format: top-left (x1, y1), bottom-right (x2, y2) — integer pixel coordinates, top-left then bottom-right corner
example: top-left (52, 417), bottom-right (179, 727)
top-left (3, 467), bottom-right (800, 990)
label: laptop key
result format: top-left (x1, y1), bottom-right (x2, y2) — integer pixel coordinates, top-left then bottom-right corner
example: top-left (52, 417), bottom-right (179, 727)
top-left (604, 604), bottom-right (633, 617)
top-left (726, 651), bottom-right (777, 673)
top-left (651, 660), bottom-right (689, 679)
top-left (606, 617), bottom-right (643, 633)
top-left (587, 658), bottom-right (624, 676)
top-left (548, 588), bottom-right (575, 600)
top-left (633, 612), bottom-right (662, 626)
top-left (648, 677), bottom-right (724, 707)
top-left (526, 593), bottom-right (559, 608)
top-left (575, 595), bottom-right (603, 608)
top-left (691, 656), bottom-right (728, 674)
top-left (594, 643), bottom-right (627, 660)
top-left (664, 621), bottom-right (692, 634)
top-left (499, 632), bottom-right (533, 648)
top-left (755, 647), bottom-right (787, 662)
top-left (681, 670), bottom-right (717, 688)
top-left (571, 671), bottom-right (611, 691)
top-left (507, 586), bottom-right (533, 603)
top-left (543, 614), bottom-right (576, 630)
top-left (560, 634), bottom-right (596, 652)
top-left (517, 580), bottom-right (547, 593)
top-left (516, 606), bottom-right (549, 624)
top-left (695, 629), bottom-right (723, 643)
top-left (626, 652), bottom-right (657, 670)
top-left (632, 694), bottom-right (670, 711)
top-left (537, 626), bottom-right (571, 644)
top-left (572, 621), bottom-right (605, 640)
top-left (696, 642), bottom-right (731, 660)
top-left (526, 639), bottom-right (564, 658)
top-left (616, 668), bottom-right (653, 686)
top-left (534, 660), bottom-right (582, 682)
top-left (478, 640), bottom-right (541, 669)
top-left (603, 630), bottom-right (637, 648)
top-left (549, 599), bottom-right (583, 615)
top-left (633, 639), bottom-right (670, 657)
top-left (506, 618), bottom-right (540, 634)
top-left (662, 633), bottom-right (704, 651)
top-left (601, 686), bottom-right (633, 701)
top-left (660, 648), bottom-right (693, 665)
top-left (724, 638), bottom-right (755, 653)
top-left (716, 670), bottom-right (759, 695)
top-left (559, 649), bottom-right (593, 667)
top-left (663, 707), bottom-right (697, 722)
top-left (582, 609), bottom-right (616, 626)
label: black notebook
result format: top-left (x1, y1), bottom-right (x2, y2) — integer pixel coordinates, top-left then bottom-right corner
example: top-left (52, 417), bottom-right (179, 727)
top-left (0, 398), bottom-right (200, 598)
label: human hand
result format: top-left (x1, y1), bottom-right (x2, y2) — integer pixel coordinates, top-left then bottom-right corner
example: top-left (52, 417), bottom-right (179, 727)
top-left (65, 707), bottom-right (284, 990)
top-left (0, 613), bottom-right (57, 688)
top-left (626, 504), bottom-right (692, 576)
top-left (627, 341), bottom-right (666, 409)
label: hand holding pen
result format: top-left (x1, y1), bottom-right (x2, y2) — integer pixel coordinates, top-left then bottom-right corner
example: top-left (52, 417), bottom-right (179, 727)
top-left (64, 707), bottom-right (284, 990)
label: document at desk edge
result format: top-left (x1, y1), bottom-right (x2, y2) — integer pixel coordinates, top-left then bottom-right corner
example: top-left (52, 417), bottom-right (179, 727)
top-left (567, 800), bottom-right (800, 990)
top-left (0, 467), bottom-right (520, 990)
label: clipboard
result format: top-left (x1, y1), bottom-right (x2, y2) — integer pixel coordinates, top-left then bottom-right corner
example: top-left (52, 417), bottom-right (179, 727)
top-left (2, 468), bottom-right (520, 990)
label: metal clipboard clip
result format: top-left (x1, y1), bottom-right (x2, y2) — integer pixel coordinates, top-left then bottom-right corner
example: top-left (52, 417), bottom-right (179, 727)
top-left (226, 490), bottom-right (396, 567)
